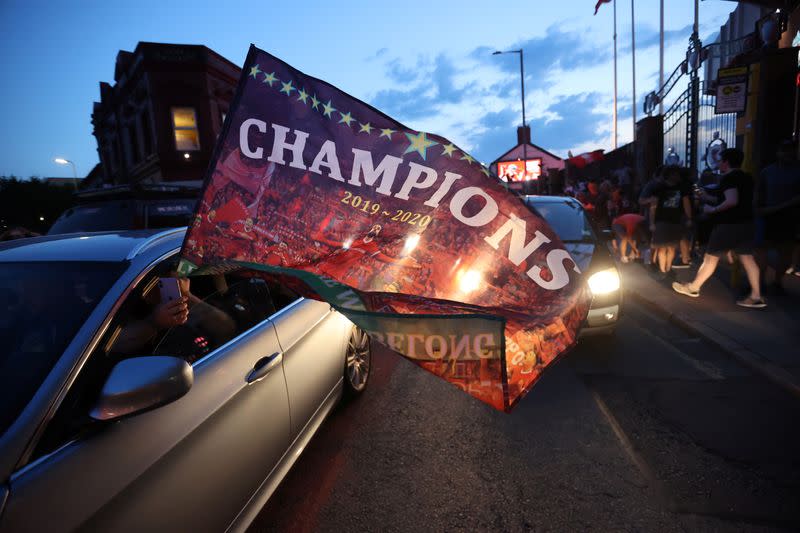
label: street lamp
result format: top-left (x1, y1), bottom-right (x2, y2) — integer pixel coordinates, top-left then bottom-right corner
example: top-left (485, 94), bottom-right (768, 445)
top-left (54, 157), bottom-right (78, 190)
top-left (492, 49), bottom-right (529, 191)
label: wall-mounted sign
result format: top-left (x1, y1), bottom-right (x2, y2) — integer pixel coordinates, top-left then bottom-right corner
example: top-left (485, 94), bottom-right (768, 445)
top-left (497, 158), bottom-right (542, 182)
top-left (715, 66), bottom-right (748, 114)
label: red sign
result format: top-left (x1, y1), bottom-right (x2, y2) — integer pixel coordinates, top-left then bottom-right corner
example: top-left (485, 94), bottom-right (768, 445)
top-left (497, 159), bottom-right (542, 182)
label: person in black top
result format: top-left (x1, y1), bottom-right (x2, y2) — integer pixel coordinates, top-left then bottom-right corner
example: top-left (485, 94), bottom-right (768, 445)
top-left (645, 166), bottom-right (692, 279)
top-left (672, 148), bottom-right (765, 308)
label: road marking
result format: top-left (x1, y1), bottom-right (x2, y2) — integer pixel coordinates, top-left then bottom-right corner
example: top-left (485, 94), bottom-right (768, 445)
top-left (589, 388), bottom-right (669, 502)
top-left (629, 322), bottom-right (725, 381)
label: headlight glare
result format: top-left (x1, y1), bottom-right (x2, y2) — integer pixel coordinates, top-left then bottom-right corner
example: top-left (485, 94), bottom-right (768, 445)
top-left (587, 268), bottom-right (620, 295)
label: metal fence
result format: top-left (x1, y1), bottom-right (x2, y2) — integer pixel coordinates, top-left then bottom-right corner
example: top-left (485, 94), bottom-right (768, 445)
top-left (662, 80), bottom-right (737, 172)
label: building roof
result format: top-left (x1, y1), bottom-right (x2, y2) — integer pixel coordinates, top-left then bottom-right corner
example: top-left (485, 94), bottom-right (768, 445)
top-left (492, 143), bottom-right (565, 170)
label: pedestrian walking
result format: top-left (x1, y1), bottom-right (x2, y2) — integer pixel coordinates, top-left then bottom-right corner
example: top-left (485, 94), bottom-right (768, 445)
top-left (645, 166), bottom-right (693, 280)
top-left (672, 148), bottom-right (766, 308)
top-left (754, 140), bottom-right (800, 293)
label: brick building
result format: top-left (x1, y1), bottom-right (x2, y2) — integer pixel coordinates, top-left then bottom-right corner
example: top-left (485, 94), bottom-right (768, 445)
top-left (89, 42), bottom-right (241, 188)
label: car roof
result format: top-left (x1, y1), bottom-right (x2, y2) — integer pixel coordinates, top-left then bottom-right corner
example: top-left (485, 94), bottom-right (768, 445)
top-left (0, 228), bottom-right (186, 263)
top-left (523, 194), bottom-right (582, 206)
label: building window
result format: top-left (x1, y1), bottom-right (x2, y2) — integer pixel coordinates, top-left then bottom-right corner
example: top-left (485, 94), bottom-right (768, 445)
top-left (171, 107), bottom-right (200, 151)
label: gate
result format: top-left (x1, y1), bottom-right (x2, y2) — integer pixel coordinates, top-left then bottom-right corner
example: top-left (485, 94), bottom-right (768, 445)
top-left (645, 31), bottom-right (752, 174)
top-left (662, 80), bottom-right (737, 172)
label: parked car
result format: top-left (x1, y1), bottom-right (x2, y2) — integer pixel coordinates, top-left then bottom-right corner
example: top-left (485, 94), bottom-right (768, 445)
top-left (0, 228), bottom-right (371, 532)
top-left (523, 195), bottom-right (622, 336)
top-left (47, 184), bottom-right (200, 235)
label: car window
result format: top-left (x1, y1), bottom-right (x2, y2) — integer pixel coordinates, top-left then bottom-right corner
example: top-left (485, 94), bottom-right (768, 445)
top-left (151, 274), bottom-right (279, 364)
top-left (30, 263), bottom-right (300, 461)
top-left (525, 200), bottom-right (596, 243)
top-left (47, 202), bottom-right (135, 234)
top-left (0, 261), bottom-right (125, 439)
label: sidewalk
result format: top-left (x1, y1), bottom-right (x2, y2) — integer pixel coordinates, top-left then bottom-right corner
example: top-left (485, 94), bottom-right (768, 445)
top-left (620, 260), bottom-right (800, 397)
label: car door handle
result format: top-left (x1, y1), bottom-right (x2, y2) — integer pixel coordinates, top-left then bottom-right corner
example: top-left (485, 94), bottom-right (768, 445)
top-left (247, 352), bottom-right (283, 383)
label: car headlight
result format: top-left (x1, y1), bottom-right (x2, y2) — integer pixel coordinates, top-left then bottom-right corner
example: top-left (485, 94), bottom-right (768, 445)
top-left (587, 268), bottom-right (620, 295)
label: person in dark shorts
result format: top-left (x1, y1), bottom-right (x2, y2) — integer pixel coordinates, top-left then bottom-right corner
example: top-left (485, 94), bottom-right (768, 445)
top-left (611, 213), bottom-right (646, 263)
top-left (755, 140), bottom-right (800, 292)
top-left (645, 166), bottom-right (692, 279)
top-left (673, 148), bottom-right (765, 308)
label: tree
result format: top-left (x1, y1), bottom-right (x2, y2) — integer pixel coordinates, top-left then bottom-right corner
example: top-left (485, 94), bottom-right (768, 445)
top-left (0, 177), bottom-right (76, 234)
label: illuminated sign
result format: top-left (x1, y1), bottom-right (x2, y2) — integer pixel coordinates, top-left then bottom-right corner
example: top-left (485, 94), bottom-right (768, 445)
top-left (497, 159), bottom-right (542, 182)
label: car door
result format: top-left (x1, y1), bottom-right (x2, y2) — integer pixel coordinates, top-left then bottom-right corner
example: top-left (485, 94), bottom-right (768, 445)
top-left (269, 297), bottom-right (349, 440)
top-left (0, 271), bottom-right (291, 533)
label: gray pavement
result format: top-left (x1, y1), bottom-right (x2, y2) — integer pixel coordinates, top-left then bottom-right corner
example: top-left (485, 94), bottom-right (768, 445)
top-left (620, 260), bottom-right (800, 394)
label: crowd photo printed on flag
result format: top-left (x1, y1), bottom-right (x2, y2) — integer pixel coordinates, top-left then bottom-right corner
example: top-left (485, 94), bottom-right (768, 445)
top-left (179, 45), bottom-right (591, 412)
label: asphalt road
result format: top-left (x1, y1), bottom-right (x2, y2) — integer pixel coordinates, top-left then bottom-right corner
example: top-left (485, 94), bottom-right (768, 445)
top-left (250, 301), bottom-right (800, 532)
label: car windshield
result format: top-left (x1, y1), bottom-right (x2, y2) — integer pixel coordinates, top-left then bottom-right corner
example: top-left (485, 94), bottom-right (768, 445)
top-left (526, 200), bottom-right (596, 243)
top-left (48, 202), bottom-right (135, 234)
top-left (0, 261), bottom-right (125, 436)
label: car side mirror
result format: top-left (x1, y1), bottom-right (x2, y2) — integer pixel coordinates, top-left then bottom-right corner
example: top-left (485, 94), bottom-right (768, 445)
top-left (90, 356), bottom-right (193, 421)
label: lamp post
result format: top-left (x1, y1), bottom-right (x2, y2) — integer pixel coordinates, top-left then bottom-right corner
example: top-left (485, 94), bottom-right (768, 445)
top-left (54, 158), bottom-right (78, 190)
top-left (492, 49), bottom-right (529, 192)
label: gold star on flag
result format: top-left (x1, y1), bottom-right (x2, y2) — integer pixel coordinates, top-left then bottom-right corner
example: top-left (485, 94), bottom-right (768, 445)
top-left (441, 143), bottom-right (457, 157)
top-left (322, 100), bottom-right (336, 118)
top-left (297, 88), bottom-right (309, 104)
top-left (311, 94), bottom-right (321, 110)
top-left (280, 81), bottom-right (296, 96)
top-left (379, 128), bottom-right (396, 140)
top-left (262, 72), bottom-right (277, 86)
top-left (460, 153), bottom-right (475, 164)
top-left (403, 131), bottom-right (438, 160)
top-left (338, 112), bottom-right (354, 127)
top-left (358, 122), bottom-right (373, 134)
top-left (249, 65), bottom-right (261, 79)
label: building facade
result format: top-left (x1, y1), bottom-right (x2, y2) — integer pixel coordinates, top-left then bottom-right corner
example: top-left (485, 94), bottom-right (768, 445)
top-left (90, 42), bottom-right (241, 188)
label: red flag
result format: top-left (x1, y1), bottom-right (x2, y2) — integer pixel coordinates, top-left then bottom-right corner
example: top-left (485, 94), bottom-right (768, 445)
top-left (179, 46), bottom-right (590, 413)
top-left (594, 0), bottom-right (611, 15)
top-left (567, 149), bottom-right (604, 168)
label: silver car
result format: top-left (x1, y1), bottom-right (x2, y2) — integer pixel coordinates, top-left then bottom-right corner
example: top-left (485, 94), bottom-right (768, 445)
top-left (0, 228), bottom-right (372, 532)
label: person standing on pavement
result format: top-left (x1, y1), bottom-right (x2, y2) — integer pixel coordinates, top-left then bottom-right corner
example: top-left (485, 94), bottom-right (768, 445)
top-left (645, 166), bottom-right (693, 280)
top-left (754, 140), bottom-right (800, 293)
top-left (673, 148), bottom-right (766, 308)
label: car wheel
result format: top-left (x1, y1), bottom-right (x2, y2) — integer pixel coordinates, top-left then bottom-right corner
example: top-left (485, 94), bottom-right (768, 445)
top-left (343, 325), bottom-right (371, 398)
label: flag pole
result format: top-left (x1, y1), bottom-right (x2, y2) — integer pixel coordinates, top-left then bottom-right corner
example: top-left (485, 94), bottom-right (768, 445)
top-left (659, 0), bottom-right (664, 116)
top-left (631, 0), bottom-right (637, 142)
top-left (613, 0), bottom-right (618, 149)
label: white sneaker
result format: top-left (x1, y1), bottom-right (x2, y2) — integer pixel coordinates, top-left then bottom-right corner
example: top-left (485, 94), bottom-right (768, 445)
top-left (672, 282), bottom-right (700, 298)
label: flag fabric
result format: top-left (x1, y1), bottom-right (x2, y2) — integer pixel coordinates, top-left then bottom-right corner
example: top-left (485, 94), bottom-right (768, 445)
top-left (594, 0), bottom-right (612, 15)
top-left (178, 45), bottom-right (590, 413)
top-left (566, 150), bottom-right (605, 169)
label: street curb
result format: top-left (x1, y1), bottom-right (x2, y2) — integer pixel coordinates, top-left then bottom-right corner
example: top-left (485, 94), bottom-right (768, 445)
top-left (624, 288), bottom-right (800, 399)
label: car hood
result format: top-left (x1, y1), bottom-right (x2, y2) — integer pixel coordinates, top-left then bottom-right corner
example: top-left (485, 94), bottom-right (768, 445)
top-left (564, 242), bottom-right (595, 272)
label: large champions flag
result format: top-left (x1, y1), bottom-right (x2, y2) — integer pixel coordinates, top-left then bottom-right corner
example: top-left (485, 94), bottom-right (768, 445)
top-left (179, 45), bottom-right (591, 412)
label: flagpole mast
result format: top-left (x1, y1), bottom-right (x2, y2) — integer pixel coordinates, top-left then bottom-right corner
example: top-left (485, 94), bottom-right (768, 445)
top-left (631, 0), bottom-right (637, 142)
top-left (613, 0), bottom-right (618, 149)
top-left (659, 0), bottom-right (664, 115)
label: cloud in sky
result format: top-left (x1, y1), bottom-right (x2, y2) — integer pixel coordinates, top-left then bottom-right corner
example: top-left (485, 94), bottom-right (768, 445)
top-left (0, 0), bottom-right (738, 178)
top-left (364, 10), bottom-right (733, 166)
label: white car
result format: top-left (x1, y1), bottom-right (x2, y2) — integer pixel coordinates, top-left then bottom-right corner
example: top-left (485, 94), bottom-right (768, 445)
top-left (0, 228), bottom-right (371, 532)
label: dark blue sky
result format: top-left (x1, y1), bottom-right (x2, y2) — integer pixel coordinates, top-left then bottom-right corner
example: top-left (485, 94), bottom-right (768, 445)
top-left (0, 0), bottom-right (734, 178)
